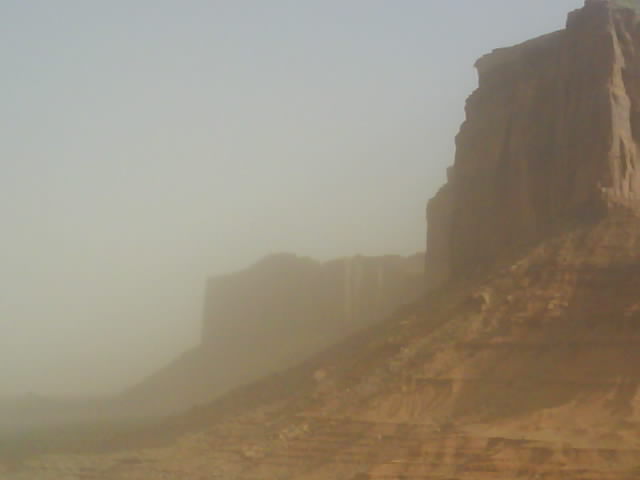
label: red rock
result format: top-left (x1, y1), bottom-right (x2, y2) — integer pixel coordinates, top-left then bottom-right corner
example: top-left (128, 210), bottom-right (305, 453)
top-left (426, 0), bottom-right (640, 288)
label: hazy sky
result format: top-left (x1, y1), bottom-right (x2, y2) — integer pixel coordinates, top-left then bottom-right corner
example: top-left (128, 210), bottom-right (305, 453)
top-left (1, 0), bottom-right (583, 396)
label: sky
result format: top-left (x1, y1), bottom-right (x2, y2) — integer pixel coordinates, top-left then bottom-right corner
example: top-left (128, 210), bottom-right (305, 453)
top-left (0, 0), bottom-right (583, 397)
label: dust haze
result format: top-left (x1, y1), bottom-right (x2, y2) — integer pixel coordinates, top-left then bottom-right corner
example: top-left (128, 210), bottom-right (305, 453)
top-left (7, 2), bottom-right (640, 479)
top-left (1, 0), bottom-right (579, 404)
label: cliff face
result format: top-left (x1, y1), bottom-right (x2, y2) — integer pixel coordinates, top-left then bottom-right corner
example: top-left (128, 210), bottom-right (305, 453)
top-left (201, 253), bottom-right (423, 382)
top-left (426, 0), bottom-right (640, 288)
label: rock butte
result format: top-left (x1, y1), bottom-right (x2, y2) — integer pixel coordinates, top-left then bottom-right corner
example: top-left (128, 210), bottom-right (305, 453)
top-left (425, 0), bottom-right (640, 289)
top-left (4, 1), bottom-right (640, 479)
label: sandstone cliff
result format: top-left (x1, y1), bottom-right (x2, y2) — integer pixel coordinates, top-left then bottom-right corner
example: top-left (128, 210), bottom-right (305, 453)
top-left (202, 253), bottom-right (423, 360)
top-left (426, 0), bottom-right (640, 289)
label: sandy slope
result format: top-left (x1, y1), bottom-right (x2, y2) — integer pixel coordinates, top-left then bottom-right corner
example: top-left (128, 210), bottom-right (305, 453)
top-left (4, 216), bottom-right (640, 479)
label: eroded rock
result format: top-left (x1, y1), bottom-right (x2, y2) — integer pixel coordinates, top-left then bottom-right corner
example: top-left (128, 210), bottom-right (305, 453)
top-left (426, 0), bottom-right (640, 288)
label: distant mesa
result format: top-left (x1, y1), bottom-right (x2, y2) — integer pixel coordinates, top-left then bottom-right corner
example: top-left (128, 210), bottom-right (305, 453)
top-left (123, 252), bottom-right (425, 415)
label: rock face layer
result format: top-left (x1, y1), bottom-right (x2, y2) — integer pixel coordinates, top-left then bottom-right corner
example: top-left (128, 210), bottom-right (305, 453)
top-left (426, 0), bottom-right (640, 289)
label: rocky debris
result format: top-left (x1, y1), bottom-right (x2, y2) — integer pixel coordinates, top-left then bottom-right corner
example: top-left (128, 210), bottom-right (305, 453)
top-left (469, 288), bottom-right (493, 312)
top-left (240, 445), bottom-right (265, 460)
top-left (313, 369), bottom-right (328, 383)
top-left (624, 302), bottom-right (640, 318)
